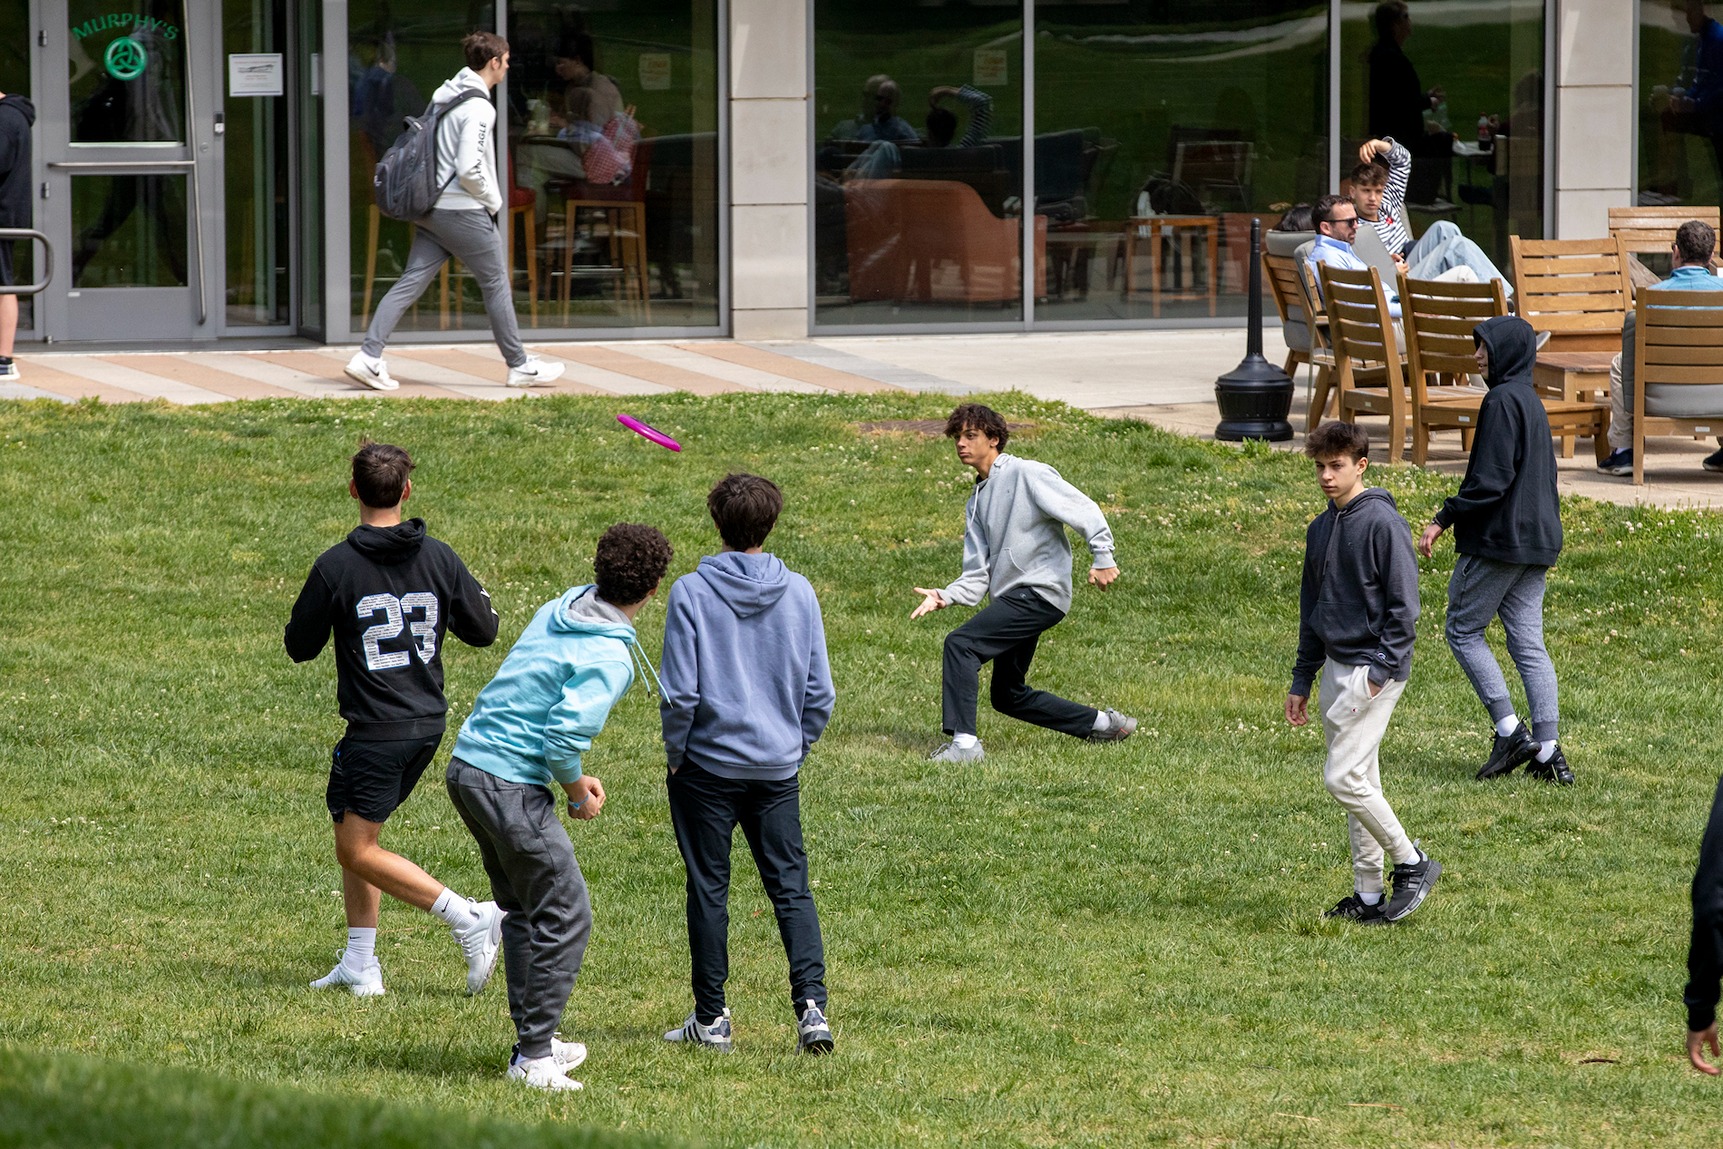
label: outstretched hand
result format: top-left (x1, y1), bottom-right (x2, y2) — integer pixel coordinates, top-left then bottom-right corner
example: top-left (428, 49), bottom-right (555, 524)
top-left (1691, 1025), bottom-right (1721, 1075)
top-left (910, 587), bottom-right (946, 619)
top-left (1418, 521), bottom-right (1445, 559)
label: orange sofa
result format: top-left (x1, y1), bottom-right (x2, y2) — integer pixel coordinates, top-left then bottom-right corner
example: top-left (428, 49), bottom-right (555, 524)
top-left (844, 178), bottom-right (1047, 304)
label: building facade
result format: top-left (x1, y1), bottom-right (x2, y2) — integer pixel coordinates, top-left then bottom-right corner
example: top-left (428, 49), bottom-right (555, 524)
top-left (0, 1), bottom-right (1690, 346)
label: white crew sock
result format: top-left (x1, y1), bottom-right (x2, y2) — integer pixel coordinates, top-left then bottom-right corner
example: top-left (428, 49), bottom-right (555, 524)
top-left (1536, 741), bottom-right (1557, 763)
top-left (1356, 890), bottom-right (1383, 906)
top-left (1092, 710), bottom-right (1110, 732)
top-left (430, 888), bottom-right (478, 928)
top-left (951, 733), bottom-right (979, 750)
top-left (344, 927), bottom-right (376, 966)
top-left (1494, 714), bottom-right (1521, 737)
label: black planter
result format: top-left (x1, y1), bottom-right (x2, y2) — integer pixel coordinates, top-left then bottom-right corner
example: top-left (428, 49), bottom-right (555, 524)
top-left (1215, 218), bottom-right (1294, 442)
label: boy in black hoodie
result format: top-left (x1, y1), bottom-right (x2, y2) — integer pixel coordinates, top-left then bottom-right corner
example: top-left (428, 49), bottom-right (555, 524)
top-left (1417, 315), bottom-right (1574, 786)
top-left (286, 442), bottom-right (504, 997)
top-left (0, 90), bottom-right (34, 380)
top-left (1288, 421), bottom-right (1440, 924)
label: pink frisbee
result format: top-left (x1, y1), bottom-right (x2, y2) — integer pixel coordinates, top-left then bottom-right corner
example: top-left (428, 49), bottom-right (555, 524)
top-left (617, 413), bottom-right (681, 452)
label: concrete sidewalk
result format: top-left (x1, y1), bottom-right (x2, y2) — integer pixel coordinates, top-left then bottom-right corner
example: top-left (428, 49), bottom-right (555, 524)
top-left (4, 328), bottom-right (1720, 509)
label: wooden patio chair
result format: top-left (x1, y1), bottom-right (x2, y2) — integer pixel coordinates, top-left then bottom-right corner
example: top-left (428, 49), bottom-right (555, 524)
top-left (1629, 289), bottom-right (1723, 484)
top-left (1609, 206), bottom-right (1722, 294)
top-left (1318, 262), bottom-right (1408, 462)
top-left (1509, 236), bottom-right (1631, 353)
top-left (1262, 249), bottom-right (1334, 429)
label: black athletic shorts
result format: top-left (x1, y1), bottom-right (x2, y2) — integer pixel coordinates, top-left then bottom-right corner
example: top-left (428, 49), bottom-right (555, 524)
top-left (0, 240), bottom-right (14, 288)
top-left (327, 734), bottom-right (443, 824)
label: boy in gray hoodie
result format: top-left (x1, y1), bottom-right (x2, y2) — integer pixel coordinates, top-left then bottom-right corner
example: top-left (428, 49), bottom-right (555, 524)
top-left (912, 403), bottom-right (1135, 762)
top-left (1287, 421), bottom-right (1440, 924)
top-left (659, 473), bottom-right (837, 1054)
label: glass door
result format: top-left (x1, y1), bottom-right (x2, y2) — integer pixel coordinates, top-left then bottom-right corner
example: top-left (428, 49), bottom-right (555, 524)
top-left (38, 0), bottom-right (219, 341)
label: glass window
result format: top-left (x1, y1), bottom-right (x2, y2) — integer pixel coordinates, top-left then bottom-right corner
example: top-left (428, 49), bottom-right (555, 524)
top-left (1638, 0), bottom-right (1723, 218)
top-left (1034, 2), bottom-right (1329, 322)
top-left (298, 1), bottom-right (323, 336)
top-left (812, 1), bottom-right (1026, 327)
top-left (1340, 0), bottom-right (1543, 277)
top-left (223, 0), bottom-right (290, 327)
top-left (70, 174), bottom-right (190, 287)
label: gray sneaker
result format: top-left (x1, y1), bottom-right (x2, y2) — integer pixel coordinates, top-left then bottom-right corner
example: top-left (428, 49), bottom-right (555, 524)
top-left (1088, 708), bottom-right (1138, 743)
top-left (928, 740), bottom-right (984, 763)
top-left (797, 1000), bottom-right (834, 1054)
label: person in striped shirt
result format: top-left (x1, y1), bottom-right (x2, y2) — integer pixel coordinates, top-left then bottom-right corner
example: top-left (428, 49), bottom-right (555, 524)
top-left (1352, 137), bottom-right (1508, 293)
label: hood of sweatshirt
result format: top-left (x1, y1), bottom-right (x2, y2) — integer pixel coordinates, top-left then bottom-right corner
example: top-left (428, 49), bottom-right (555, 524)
top-left (0, 94), bottom-right (36, 127)
top-left (554, 583), bottom-right (636, 639)
top-left (346, 518), bottom-right (425, 565)
top-left (433, 68), bottom-right (489, 107)
top-left (1474, 314), bottom-right (1538, 390)
top-left (1333, 484), bottom-right (1400, 521)
top-left (691, 552), bottom-right (789, 618)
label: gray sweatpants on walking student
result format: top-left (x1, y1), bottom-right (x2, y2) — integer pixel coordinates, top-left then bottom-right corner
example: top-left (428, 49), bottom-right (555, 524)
top-left (445, 758), bottom-right (591, 1060)
top-left (361, 208), bottom-right (526, 368)
top-left (1444, 554), bottom-right (1560, 742)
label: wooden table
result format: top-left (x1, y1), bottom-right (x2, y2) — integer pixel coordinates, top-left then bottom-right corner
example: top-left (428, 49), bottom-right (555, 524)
top-left (1535, 350), bottom-right (1615, 457)
top-left (1122, 215), bottom-right (1219, 317)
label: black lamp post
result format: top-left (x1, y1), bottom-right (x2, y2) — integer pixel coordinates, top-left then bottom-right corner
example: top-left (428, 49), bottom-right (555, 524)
top-left (1214, 218), bottom-right (1295, 442)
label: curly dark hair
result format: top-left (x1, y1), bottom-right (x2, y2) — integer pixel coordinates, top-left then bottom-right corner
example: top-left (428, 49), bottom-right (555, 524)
top-left (593, 523), bottom-right (672, 606)
top-left (708, 473), bottom-right (783, 551)
top-left (1304, 420), bottom-right (1370, 462)
top-left (944, 402), bottom-right (1009, 451)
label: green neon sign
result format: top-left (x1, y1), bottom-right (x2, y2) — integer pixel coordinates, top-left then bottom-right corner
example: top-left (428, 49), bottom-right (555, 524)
top-left (103, 36), bottom-right (147, 81)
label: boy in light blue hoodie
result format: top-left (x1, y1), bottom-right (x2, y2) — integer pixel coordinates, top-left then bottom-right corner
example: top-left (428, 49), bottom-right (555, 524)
top-left (446, 523), bottom-right (672, 1092)
top-left (659, 474), bottom-right (837, 1055)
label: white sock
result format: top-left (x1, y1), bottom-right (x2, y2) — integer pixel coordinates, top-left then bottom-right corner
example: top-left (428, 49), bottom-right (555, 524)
top-left (1536, 740), bottom-right (1557, 763)
top-left (1356, 889), bottom-right (1383, 906)
top-left (430, 888), bottom-right (477, 928)
top-left (1494, 714), bottom-right (1521, 737)
top-left (951, 733), bottom-right (979, 750)
top-left (1092, 710), bottom-right (1110, 732)
top-left (344, 927), bottom-right (376, 966)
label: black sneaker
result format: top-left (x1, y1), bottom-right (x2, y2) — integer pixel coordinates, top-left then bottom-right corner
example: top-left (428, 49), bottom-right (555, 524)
top-left (1476, 724), bottom-right (1538, 780)
top-left (1385, 845), bottom-right (1441, 922)
top-left (1324, 893), bottom-right (1387, 925)
top-left (1705, 447), bottom-right (1723, 474)
top-left (1597, 447), bottom-right (1633, 477)
top-left (1525, 744), bottom-right (1575, 785)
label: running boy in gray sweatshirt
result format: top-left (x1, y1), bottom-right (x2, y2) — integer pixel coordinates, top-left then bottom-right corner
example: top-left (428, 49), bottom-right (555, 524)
top-left (1287, 421), bottom-right (1439, 924)
top-left (659, 473), bottom-right (837, 1054)
top-left (911, 403), bottom-right (1136, 763)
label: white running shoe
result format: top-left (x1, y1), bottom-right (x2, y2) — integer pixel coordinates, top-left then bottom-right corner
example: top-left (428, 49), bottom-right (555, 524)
top-left (453, 899), bottom-right (504, 995)
top-left (507, 1053), bottom-right (583, 1092)
top-left (310, 952), bottom-right (385, 997)
top-left (551, 1034), bottom-right (588, 1071)
top-left (344, 351), bottom-right (398, 391)
top-left (505, 356), bottom-right (565, 388)
top-left (664, 1007), bottom-right (734, 1052)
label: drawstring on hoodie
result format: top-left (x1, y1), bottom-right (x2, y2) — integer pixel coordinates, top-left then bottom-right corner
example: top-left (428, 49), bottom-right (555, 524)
top-left (627, 639), bottom-right (665, 699)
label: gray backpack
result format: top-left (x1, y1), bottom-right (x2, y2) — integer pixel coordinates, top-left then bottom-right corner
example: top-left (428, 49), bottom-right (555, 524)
top-left (372, 88), bottom-right (486, 221)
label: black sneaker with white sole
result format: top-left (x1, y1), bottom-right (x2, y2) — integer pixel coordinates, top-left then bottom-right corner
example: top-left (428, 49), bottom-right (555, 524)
top-left (1384, 845), bottom-right (1441, 922)
top-left (1476, 724), bottom-right (1538, 780)
top-left (1323, 893), bottom-right (1387, 925)
top-left (1525, 744), bottom-right (1575, 785)
top-left (1705, 447), bottom-right (1723, 474)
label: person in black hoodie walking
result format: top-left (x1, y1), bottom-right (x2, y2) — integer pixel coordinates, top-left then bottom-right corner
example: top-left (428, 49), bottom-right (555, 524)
top-left (1418, 315), bottom-right (1574, 785)
top-left (1685, 772), bottom-right (1723, 1075)
top-left (1288, 421), bottom-right (1441, 924)
top-left (0, 89), bottom-right (35, 380)
top-left (286, 441), bottom-right (505, 997)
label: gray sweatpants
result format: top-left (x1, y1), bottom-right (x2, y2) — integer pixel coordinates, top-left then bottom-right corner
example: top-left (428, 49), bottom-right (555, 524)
top-left (1319, 659), bottom-right (1417, 894)
top-left (445, 758), bottom-right (591, 1060)
top-left (1444, 554), bottom-right (1559, 741)
top-left (361, 208), bottom-right (526, 368)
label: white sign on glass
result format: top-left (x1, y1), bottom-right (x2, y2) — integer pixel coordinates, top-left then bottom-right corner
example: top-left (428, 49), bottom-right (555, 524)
top-left (229, 53), bottom-right (284, 97)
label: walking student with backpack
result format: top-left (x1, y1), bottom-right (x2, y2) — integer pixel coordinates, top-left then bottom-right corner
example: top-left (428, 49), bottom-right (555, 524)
top-left (347, 31), bottom-right (564, 393)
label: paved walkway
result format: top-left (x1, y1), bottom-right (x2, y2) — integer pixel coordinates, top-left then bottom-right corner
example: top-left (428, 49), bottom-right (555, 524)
top-left (4, 329), bottom-right (1720, 509)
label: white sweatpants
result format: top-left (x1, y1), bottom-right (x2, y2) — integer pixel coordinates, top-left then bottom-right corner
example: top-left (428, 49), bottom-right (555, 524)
top-left (1319, 659), bottom-right (1417, 894)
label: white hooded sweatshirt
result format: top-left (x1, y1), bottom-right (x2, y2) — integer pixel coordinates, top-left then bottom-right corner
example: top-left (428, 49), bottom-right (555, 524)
top-left (430, 68), bottom-right (502, 215)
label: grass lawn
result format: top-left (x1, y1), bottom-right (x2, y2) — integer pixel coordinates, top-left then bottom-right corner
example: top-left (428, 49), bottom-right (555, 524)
top-left (2, 391), bottom-right (1721, 1147)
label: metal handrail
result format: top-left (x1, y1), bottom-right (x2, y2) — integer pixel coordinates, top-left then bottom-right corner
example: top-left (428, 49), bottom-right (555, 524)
top-left (0, 228), bottom-right (52, 297)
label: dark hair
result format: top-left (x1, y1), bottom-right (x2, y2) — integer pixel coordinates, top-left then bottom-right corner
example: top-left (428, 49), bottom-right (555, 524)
top-left (1374, 1), bottom-right (1409, 41)
top-left (944, 402), bottom-right (1009, 451)
top-left (926, 105), bottom-right (958, 147)
top-left (593, 523), bottom-right (672, 606)
top-left (462, 30), bottom-right (509, 72)
top-left (352, 440), bottom-right (414, 508)
top-left (1305, 420), bottom-right (1370, 462)
top-left (1313, 193), bottom-right (1353, 226)
top-left (707, 473), bottom-right (783, 551)
top-left (1677, 219), bottom-right (1718, 265)
top-left (1348, 161), bottom-right (1388, 189)
top-left (555, 32), bottom-right (596, 69)
top-left (1273, 204), bottom-right (1314, 232)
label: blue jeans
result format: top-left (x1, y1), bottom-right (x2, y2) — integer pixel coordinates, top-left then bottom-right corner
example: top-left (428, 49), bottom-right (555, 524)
top-left (1407, 221), bottom-right (1509, 294)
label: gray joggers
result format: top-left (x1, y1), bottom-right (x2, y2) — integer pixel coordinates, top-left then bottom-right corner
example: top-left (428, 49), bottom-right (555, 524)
top-left (445, 758), bottom-right (591, 1060)
top-left (1444, 554), bottom-right (1559, 742)
top-left (1319, 659), bottom-right (1418, 894)
top-left (361, 208), bottom-right (526, 368)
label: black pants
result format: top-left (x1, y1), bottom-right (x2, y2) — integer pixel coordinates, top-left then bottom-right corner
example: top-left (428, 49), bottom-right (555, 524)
top-left (941, 587), bottom-right (1098, 739)
top-left (666, 760), bottom-right (826, 1023)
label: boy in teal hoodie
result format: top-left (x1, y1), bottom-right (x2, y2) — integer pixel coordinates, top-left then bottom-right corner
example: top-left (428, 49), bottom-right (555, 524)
top-left (446, 523), bottom-right (672, 1092)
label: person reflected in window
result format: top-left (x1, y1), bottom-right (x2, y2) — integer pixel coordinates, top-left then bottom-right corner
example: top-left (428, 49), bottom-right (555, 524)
top-left (354, 34), bottom-right (425, 156)
top-left (828, 74), bottom-right (893, 142)
top-left (925, 84), bottom-right (992, 149)
top-left (1670, 0), bottom-right (1723, 187)
top-left (855, 80), bottom-right (918, 144)
top-left (548, 33), bottom-right (622, 135)
top-left (1366, 1), bottom-right (1452, 207)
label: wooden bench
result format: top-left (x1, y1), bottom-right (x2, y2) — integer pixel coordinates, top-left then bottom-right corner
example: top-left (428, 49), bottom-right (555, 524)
top-left (1318, 262), bottom-right (1408, 462)
top-left (1628, 288), bottom-right (1723, 484)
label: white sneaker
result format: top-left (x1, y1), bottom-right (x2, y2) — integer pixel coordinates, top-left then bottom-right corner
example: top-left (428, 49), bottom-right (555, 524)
top-left (664, 1007), bottom-right (734, 1052)
top-left (507, 1053), bottom-right (583, 1092)
top-left (452, 899), bottom-right (504, 995)
top-left (310, 952), bottom-right (385, 997)
top-left (0, 359), bottom-right (19, 380)
top-left (344, 351), bottom-right (398, 392)
top-left (505, 356), bottom-right (564, 388)
top-left (551, 1034), bottom-right (588, 1071)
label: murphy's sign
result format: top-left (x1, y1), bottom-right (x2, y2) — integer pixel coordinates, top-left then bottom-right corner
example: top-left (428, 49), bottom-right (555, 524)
top-left (71, 13), bottom-right (182, 42)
